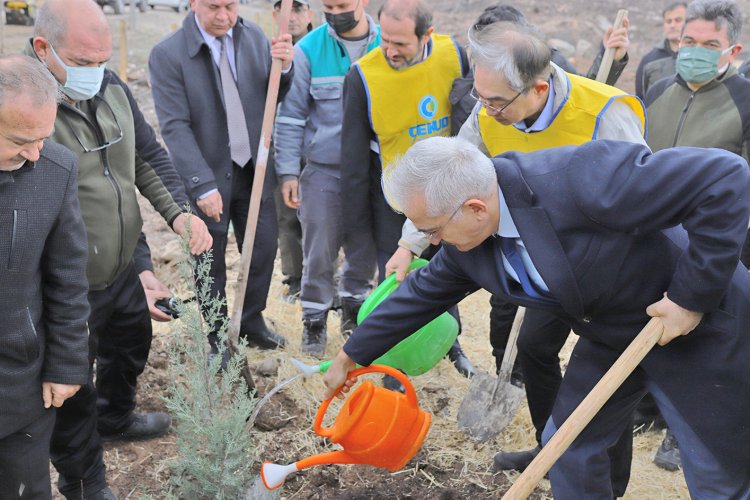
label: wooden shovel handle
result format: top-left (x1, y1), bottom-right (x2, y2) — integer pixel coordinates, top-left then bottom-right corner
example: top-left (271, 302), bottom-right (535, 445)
top-left (502, 317), bottom-right (664, 499)
top-left (595, 9), bottom-right (628, 83)
top-left (497, 307), bottom-right (525, 385)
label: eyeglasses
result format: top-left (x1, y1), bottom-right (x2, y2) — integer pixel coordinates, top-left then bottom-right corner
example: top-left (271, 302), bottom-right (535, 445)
top-left (470, 86), bottom-right (524, 114)
top-left (420, 202), bottom-right (464, 241)
top-left (59, 97), bottom-right (124, 153)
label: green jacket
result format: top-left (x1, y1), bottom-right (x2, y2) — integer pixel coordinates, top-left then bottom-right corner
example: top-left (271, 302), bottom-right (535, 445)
top-left (51, 71), bottom-right (184, 289)
top-left (645, 66), bottom-right (750, 163)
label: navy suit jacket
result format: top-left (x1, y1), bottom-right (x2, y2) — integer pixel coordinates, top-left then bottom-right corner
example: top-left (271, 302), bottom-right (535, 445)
top-left (149, 13), bottom-right (293, 230)
top-left (344, 140), bottom-right (750, 473)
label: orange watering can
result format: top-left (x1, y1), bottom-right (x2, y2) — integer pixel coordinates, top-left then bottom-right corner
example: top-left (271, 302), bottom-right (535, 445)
top-left (260, 365), bottom-right (431, 490)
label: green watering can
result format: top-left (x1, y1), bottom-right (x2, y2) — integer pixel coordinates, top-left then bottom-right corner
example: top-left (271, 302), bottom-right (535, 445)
top-left (292, 259), bottom-right (459, 377)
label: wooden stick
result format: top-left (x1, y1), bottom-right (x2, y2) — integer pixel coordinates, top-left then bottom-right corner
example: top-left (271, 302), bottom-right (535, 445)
top-left (595, 9), bottom-right (628, 83)
top-left (227, 0), bottom-right (293, 390)
top-left (118, 20), bottom-right (128, 83)
top-left (502, 317), bottom-right (664, 499)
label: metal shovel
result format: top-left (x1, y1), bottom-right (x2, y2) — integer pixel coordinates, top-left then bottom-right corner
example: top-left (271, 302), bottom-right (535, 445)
top-left (457, 307), bottom-right (526, 441)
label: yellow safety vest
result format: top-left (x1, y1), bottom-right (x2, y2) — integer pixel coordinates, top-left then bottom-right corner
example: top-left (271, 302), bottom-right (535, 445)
top-left (357, 34), bottom-right (463, 169)
top-left (478, 72), bottom-right (646, 156)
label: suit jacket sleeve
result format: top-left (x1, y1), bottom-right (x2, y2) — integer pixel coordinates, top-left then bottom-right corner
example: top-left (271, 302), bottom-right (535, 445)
top-left (149, 43), bottom-right (218, 201)
top-left (340, 67), bottom-right (375, 236)
top-left (42, 157), bottom-right (90, 385)
top-left (561, 141), bottom-right (750, 312)
top-left (343, 248), bottom-right (479, 366)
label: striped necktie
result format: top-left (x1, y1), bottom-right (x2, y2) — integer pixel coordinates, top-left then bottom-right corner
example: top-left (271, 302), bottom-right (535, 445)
top-left (218, 35), bottom-right (252, 167)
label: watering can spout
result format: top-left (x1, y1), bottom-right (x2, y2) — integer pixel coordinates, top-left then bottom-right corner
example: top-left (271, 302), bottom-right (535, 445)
top-left (260, 451), bottom-right (361, 490)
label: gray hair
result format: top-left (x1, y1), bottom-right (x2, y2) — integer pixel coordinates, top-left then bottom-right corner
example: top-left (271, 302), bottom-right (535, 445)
top-left (684, 0), bottom-right (742, 44)
top-left (33, 1), bottom-right (67, 46)
top-left (383, 137), bottom-right (497, 217)
top-left (467, 21), bottom-right (552, 93)
top-left (0, 55), bottom-right (61, 109)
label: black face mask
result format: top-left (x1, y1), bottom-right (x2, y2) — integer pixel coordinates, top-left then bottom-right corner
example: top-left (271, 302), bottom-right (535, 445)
top-left (325, 9), bottom-right (359, 35)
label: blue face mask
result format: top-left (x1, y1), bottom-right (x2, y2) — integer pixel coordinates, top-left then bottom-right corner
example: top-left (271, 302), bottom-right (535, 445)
top-left (49, 44), bottom-right (106, 101)
top-left (676, 45), bottom-right (733, 84)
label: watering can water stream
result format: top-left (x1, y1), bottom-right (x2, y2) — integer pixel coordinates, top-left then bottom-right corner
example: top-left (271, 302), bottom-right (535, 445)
top-left (260, 365), bottom-right (431, 490)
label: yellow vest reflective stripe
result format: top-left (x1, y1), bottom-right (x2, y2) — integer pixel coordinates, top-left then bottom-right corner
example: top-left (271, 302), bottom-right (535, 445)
top-left (478, 73), bottom-right (646, 156)
top-left (357, 34), bottom-right (463, 169)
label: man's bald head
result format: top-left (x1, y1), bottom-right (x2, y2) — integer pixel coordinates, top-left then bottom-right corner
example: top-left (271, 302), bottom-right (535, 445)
top-left (379, 0), bottom-right (432, 38)
top-left (34, 0), bottom-right (109, 49)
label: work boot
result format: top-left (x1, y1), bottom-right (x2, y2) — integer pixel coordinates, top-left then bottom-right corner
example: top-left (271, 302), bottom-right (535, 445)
top-left (447, 339), bottom-right (476, 378)
top-left (654, 428), bottom-right (681, 471)
top-left (493, 445), bottom-right (541, 472)
top-left (301, 318), bottom-right (327, 358)
top-left (99, 412), bottom-right (171, 442)
top-left (281, 276), bottom-right (301, 303)
top-left (382, 373), bottom-right (405, 393)
top-left (340, 297), bottom-right (363, 337)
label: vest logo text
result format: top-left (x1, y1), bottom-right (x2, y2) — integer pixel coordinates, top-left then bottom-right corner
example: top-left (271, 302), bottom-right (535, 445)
top-left (410, 94), bottom-right (449, 138)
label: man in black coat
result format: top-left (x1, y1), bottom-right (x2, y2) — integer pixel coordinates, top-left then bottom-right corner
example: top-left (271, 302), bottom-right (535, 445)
top-left (149, 0), bottom-right (295, 356)
top-left (325, 136), bottom-right (750, 498)
top-left (0, 55), bottom-right (89, 499)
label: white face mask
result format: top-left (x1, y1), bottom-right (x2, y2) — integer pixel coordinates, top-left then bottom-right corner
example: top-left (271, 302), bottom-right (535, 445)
top-left (49, 44), bottom-right (106, 101)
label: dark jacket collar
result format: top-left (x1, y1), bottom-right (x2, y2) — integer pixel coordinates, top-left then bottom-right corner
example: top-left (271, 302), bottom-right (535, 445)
top-left (674, 64), bottom-right (738, 93)
top-left (184, 11), bottom-right (248, 59)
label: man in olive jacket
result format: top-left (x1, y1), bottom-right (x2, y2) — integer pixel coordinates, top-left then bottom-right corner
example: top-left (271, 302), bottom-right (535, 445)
top-left (0, 55), bottom-right (89, 499)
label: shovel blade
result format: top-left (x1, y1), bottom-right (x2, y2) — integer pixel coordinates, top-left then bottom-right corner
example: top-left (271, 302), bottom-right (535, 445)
top-left (457, 371), bottom-right (525, 442)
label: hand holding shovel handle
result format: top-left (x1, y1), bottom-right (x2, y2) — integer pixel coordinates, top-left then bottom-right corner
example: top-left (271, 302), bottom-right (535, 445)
top-left (502, 317), bottom-right (664, 499)
top-left (228, 0), bottom-right (294, 392)
top-left (595, 9), bottom-right (628, 83)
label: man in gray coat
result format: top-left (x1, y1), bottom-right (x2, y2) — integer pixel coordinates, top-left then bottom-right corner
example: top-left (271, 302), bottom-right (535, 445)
top-left (0, 54), bottom-right (89, 499)
top-left (149, 0), bottom-right (295, 358)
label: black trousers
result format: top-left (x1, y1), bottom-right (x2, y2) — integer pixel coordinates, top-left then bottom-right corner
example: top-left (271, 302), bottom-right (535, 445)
top-left (197, 162), bottom-right (278, 336)
top-left (0, 409), bottom-right (55, 499)
top-left (51, 262), bottom-right (151, 498)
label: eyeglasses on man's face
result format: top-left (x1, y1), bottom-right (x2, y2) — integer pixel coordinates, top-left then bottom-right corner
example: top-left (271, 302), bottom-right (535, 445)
top-left (470, 86), bottom-right (525, 114)
top-left (420, 202), bottom-right (465, 241)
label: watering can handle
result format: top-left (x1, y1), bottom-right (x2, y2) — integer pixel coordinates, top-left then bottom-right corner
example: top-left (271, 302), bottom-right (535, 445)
top-left (314, 364), bottom-right (418, 438)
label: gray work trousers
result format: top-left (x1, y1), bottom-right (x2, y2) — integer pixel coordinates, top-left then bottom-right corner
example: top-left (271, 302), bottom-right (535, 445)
top-left (298, 162), bottom-right (375, 320)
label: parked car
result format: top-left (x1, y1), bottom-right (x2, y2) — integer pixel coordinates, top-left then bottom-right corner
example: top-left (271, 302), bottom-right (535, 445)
top-left (147, 0), bottom-right (189, 12)
top-left (97, 0), bottom-right (147, 14)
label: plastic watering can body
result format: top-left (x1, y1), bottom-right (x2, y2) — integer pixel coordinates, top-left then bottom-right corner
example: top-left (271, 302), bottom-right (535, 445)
top-left (357, 259), bottom-right (459, 376)
top-left (261, 365), bottom-right (431, 489)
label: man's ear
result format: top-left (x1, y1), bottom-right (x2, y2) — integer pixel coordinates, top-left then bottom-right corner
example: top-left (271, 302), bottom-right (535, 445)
top-left (466, 198), bottom-right (489, 219)
top-left (32, 37), bottom-right (50, 59)
top-left (531, 79), bottom-right (549, 97)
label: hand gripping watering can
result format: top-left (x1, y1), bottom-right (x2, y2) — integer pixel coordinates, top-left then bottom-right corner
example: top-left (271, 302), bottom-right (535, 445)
top-left (293, 259), bottom-right (459, 378)
top-left (260, 365), bottom-right (431, 490)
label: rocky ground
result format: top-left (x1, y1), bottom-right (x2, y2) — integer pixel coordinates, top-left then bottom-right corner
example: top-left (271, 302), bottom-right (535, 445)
top-left (4, 0), bottom-right (748, 497)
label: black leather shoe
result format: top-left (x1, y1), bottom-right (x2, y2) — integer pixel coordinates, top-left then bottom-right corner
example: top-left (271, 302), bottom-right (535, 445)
top-left (493, 445), bottom-right (541, 472)
top-left (447, 339), bottom-right (476, 378)
top-left (84, 486), bottom-right (117, 500)
top-left (99, 412), bottom-right (171, 442)
top-left (301, 318), bottom-right (327, 358)
top-left (340, 298), bottom-right (363, 337)
top-left (654, 429), bottom-right (681, 471)
top-left (382, 374), bottom-right (405, 393)
top-left (241, 324), bottom-right (287, 350)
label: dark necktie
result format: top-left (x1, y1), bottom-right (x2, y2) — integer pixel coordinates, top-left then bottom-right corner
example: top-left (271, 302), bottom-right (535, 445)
top-left (499, 237), bottom-right (549, 300)
top-left (218, 35), bottom-right (252, 167)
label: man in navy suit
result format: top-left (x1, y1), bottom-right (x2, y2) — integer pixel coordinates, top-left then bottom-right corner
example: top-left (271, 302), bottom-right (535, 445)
top-left (324, 136), bottom-right (750, 498)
